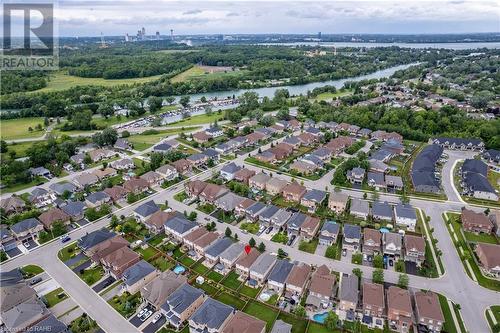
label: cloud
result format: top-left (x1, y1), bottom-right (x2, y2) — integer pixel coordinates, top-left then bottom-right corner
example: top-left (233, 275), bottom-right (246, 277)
top-left (183, 9), bottom-right (202, 15)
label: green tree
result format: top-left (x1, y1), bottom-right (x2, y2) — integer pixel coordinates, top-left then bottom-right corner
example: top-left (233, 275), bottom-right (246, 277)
top-left (278, 248), bottom-right (287, 259)
top-left (373, 254), bottom-right (384, 268)
top-left (249, 237), bottom-right (256, 247)
top-left (325, 246), bottom-right (337, 259)
top-left (165, 96), bottom-right (175, 105)
top-left (352, 253), bottom-right (363, 265)
top-left (148, 96), bottom-right (163, 113)
top-left (398, 273), bottom-right (409, 289)
top-left (324, 311), bottom-right (339, 331)
top-left (225, 227), bottom-right (232, 238)
top-left (372, 269), bottom-right (384, 284)
top-left (179, 96), bottom-right (190, 108)
top-left (258, 242), bottom-right (266, 253)
top-left (352, 268), bottom-right (363, 279)
top-left (0, 140), bottom-right (7, 153)
top-left (98, 102), bottom-right (114, 119)
top-left (149, 152), bottom-right (164, 170)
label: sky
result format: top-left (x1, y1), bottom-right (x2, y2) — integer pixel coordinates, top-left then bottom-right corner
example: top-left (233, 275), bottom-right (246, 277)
top-left (4, 0), bottom-right (500, 37)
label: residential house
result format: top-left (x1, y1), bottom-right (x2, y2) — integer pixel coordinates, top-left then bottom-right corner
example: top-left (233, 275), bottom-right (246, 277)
top-left (144, 211), bottom-right (179, 234)
top-left (300, 216), bottom-right (321, 240)
top-left (395, 204), bottom-right (418, 231)
top-left (0, 196), bottom-right (26, 215)
top-left (1, 297), bottom-right (50, 332)
top-left (404, 235), bottom-right (426, 266)
top-left (156, 164), bottom-right (179, 181)
top-left (301, 189), bottom-right (327, 212)
top-left (490, 210), bottom-right (500, 237)
top-left (101, 246), bottom-right (141, 279)
top-left (347, 167), bottom-right (365, 185)
top-left (372, 201), bottom-right (393, 221)
top-left (121, 260), bottom-right (158, 294)
top-left (206, 126), bottom-right (224, 138)
top-left (265, 178), bottom-right (288, 196)
top-left (363, 229), bottom-right (381, 256)
top-left (235, 198), bottom-right (256, 217)
top-left (88, 148), bottom-right (115, 162)
top-left (414, 291), bottom-right (444, 332)
top-left (267, 260), bottom-right (294, 293)
top-left (319, 221), bottom-right (340, 246)
top-left (141, 171), bottom-right (163, 187)
top-left (343, 224), bottom-right (362, 252)
top-left (235, 248), bottom-right (261, 281)
top-left (245, 202), bottom-right (267, 222)
top-left (220, 163), bottom-right (242, 181)
top-left (61, 201), bottom-right (87, 221)
top-left (286, 213), bottom-right (308, 236)
top-left (104, 186), bottom-right (129, 203)
top-left (214, 192), bottom-right (245, 212)
top-left (386, 175), bottom-right (404, 191)
top-left (92, 167), bottom-right (117, 180)
top-left (387, 286), bottom-right (413, 333)
top-left (171, 159), bottom-right (192, 175)
top-left (411, 145), bottom-right (443, 194)
top-left (10, 218), bottom-right (44, 241)
top-left (306, 265), bottom-right (335, 311)
top-left (461, 208), bottom-right (493, 234)
top-left (29, 166), bottom-right (52, 179)
top-left (123, 178), bottom-right (149, 195)
top-left (204, 237), bottom-right (233, 268)
top-left (432, 137), bottom-right (484, 151)
top-left (222, 311), bottom-right (266, 333)
top-left (199, 183), bottom-right (229, 203)
top-left (134, 200), bottom-right (159, 221)
top-left (183, 228), bottom-right (207, 250)
top-left (367, 172), bottom-right (386, 190)
top-left (187, 153), bottom-right (208, 168)
top-left (289, 160), bottom-right (318, 175)
top-left (165, 217), bottom-right (199, 242)
top-left (0, 225), bottom-right (17, 252)
top-left (249, 173), bottom-right (271, 191)
top-left (185, 180), bottom-right (208, 199)
top-left (284, 262), bottom-right (311, 300)
top-left (461, 159), bottom-right (498, 201)
top-left (350, 198), bottom-right (370, 219)
top-left (475, 243), bottom-right (500, 277)
top-left (269, 209), bottom-right (292, 230)
top-left (29, 188), bottom-right (56, 208)
top-left (248, 253), bottom-right (277, 288)
top-left (383, 232), bottom-right (403, 259)
top-left (38, 208), bottom-right (70, 230)
top-left (85, 235), bottom-right (129, 263)
top-left (141, 271), bottom-right (186, 310)
top-left (188, 298), bottom-right (234, 333)
top-left (77, 229), bottom-right (115, 252)
top-left (234, 168), bottom-right (256, 184)
top-left (271, 321), bottom-right (292, 333)
top-left (114, 139), bottom-right (132, 151)
top-left (49, 183), bottom-right (76, 196)
top-left (204, 147), bottom-right (221, 163)
top-left (219, 243), bottom-right (245, 274)
top-left (192, 232), bottom-right (219, 259)
top-left (259, 205), bottom-right (280, 226)
top-left (339, 274), bottom-right (359, 320)
top-left (282, 182), bottom-right (307, 203)
top-left (328, 192), bottom-right (349, 213)
top-left (193, 131), bottom-right (211, 144)
top-left (255, 151), bottom-right (276, 164)
top-left (362, 282), bottom-right (385, 328)
top-left (161, 283), bottom-right (205, 329)
top-left (85, 191), bottom-right (111, 208)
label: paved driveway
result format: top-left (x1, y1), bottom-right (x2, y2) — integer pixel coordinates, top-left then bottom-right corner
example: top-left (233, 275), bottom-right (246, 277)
top-left (142, 315), bottom-right (166, 333)
top-left (92, 276), bottom-right (116, 293)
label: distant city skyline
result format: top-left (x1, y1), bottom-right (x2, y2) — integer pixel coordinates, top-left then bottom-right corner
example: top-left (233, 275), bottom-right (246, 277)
top-left (4, 1), bottom-right (499, 37)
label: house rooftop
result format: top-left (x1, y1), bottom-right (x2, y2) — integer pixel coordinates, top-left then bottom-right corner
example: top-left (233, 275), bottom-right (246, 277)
top-left (190, 297), bottom-right (234, 329)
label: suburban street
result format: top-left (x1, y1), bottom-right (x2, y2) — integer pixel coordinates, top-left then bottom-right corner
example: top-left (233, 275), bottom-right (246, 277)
top-left (2, 131), bottom-right (499, 333)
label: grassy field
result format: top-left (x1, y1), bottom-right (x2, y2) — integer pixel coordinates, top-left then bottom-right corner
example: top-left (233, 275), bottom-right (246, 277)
top-left (312, 89), bottom-right (353, 101)
top-left (2, 141), bottom-right (38, 158)
top-left (0, 117), bottom-right (45, 140)
top-left (128, 127), bottom-right (201, 151)
top-left (170, 65), bottom-right (245, 83)
top-left (166, 112), bottom-right (225, 127)
top-left (34, 71), bottom-right (164, 93)
top-left (488, 170), bottom-right (500, 192)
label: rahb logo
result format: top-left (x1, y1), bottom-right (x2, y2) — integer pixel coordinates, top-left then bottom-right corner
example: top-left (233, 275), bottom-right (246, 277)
top-left (2, 1), bottom-right (59, 70)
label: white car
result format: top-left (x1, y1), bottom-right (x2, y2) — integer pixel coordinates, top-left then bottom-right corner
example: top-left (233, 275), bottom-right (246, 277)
top-left (23, 241), bottom-right (30, 248)
top-left (141, 310), bottom-right (152, 321)
top-left (152, 313), bottom-right (162, 324)
top-left (138, 308), bottom-right (147, 317)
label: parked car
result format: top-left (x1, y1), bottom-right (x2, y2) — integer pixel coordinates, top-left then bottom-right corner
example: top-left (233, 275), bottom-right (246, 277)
top-left (342, 249), bottom-right (347, 257)
top-left (23, 241), bottom-right (30, 248)
top-left (152, 313), bottom-right (162, 324)
top-left (266, 226), bottom-right (273, 234)
top-left (29, 277), bottom-right (42, 285)
top-left (138, 308), bottom-right (147, 317)
top-left (60, 234), bottom-right (71, 243)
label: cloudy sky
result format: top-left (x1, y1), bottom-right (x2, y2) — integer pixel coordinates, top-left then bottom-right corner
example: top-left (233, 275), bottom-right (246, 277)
top-left (7, 0), bottom-right (500, 37)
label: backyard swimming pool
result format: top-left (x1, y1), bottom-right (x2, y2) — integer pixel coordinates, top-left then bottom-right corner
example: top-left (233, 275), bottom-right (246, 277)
top-left (173, 265), bottom-right (185, 274)
top-left (312, 312), bottom-right (329, 323)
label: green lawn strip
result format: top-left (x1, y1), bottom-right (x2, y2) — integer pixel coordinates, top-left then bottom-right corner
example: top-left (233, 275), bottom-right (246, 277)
top-left (43, 287), bottom-right (68, 308)
top-left (214, 291), bottom-right (247, 310)
top-left (165, 112), bottom-right (225, 127)
top-left (464, 231), bottom-right (498, 244)
top-left (78, 266), bottom-right (104, 286)
top-left (158, 326), bottom-right (189, 333)
top-left (306, 322), bottom-right (334, 333)
top-left (240, 285), bottom-right (262, 298)
top-left (419, 210), bottom-right (445, 274)
top-left (148, 234), bottom-right (167, 246)
top-left (179, 255), bottom-right (196, 267)
top-left (21, 265), bottom-right (44, 278)
top-left (2, 177), bottom-right (47, 193)
top-left (220, 271), bottom-right (242, 290)
top-left (172, 247), bottom-right (185, 259)
top-left (150, 256), bottom-right (175, 271)
top-left (298, 239), bottom-right (319, 254)
top-left (277, 312), bottom-right (308, 333)
top-left (266, 294), bottom-right (279, 306)
top-left (108, 292), bottom-right (142, 318)
top-left (240, 222), bottom-right (260, 234)
top-left (99, 280), bottom-right (123, 296)
top-left (174, 191), bottom-right (188, 203)
top-left (196, 281), bottom-right (218, 296)
top-left (486, 306), bottom-right (500, 333)
top-left (243, 301), bottom-right (279, 332)
top-left (271, 232), bottom-right (289, 244)
top-left (437, 294), bottom-right (459, 333)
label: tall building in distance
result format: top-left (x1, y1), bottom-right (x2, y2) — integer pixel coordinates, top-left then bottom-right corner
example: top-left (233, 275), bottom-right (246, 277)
top-left (170, 29), bottom-right (174, 40)
top-left (156, 31), bottom-right (160, 40)
top-left (318, 31), bottom-right (322, 40)
top-left (141, 27), bottom-right (146, 36)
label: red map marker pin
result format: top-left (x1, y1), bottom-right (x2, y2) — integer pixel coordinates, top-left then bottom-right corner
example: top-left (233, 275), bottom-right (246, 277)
top-left (244, 244), bottom-right (251, 254)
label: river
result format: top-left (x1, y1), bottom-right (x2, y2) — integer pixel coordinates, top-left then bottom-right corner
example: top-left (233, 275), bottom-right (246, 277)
top-left (257, 41), bottom-right (500, 50)
top-left (173, 62), bottom-right (418, 102)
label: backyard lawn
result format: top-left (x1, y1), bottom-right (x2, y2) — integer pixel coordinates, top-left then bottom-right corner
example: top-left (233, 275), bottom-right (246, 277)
top-left (206, 270), bottom-right (224, 282)
top-left (214, 291), bottom-right (247, 310)
top-left (150, 257), bottom-right (175, 271)
top-left (243, 301), bottom-right (279, 332)
top-left (136, 246), bottom-right (159, 261)
top-left (240, 285), bottom-right (262, 298)
top-left (221, 271), bottom-right (242, 290)
top-left (306, 322), bottom-right (332, 333)
top-left (179, 255), bottom-right (196, 267)
top-left (196, 281), bottom-right (218, 296)
top-left (277, 312), bottom-right (308, 333)
top-left (0, 117), bottom-right (45, 140)
top-left (43, 287), bottom-right (68, 307)
top-left (192, 262), bottom-right (209, 275)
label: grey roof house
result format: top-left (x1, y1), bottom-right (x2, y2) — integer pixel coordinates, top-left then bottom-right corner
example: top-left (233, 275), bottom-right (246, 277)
top-left (161, 283), bottom-right (205, 329)
top-left (372, 201), bottom-right (393, 221)
top-left (343, 224), bottom-right (362, 252)
top-left (189, 298), bottom-right (234, 333)
top-left (134, 200), bottom-right (159, 221)
top-left (267, 259), bottom-right (294, 293)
